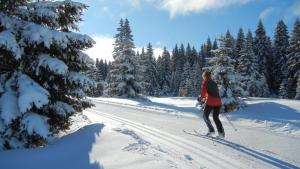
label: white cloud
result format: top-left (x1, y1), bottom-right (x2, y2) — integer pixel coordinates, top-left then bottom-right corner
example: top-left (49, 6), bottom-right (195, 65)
top-left (84, 35), bottom-right (114, 62)
top-left (84, 35), bottom-right (164, 62)
top-left (153, 48), bottom-right (164, 58)
top-left (127, 0), bottom-right (141, 8)
top-left (127, 0), bottom-right (254, 18)
top-left (292, 1), bottom-right (300, 16)
top-left (259, 7), bottom-right (275, 20)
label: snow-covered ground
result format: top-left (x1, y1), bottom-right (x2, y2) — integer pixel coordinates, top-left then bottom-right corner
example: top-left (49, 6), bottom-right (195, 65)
top-left (1, 97), bottom-right (300, 169)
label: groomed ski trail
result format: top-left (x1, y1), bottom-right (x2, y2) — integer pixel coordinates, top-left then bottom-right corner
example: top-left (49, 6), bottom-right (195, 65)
top-left (86, 108), bottom-right (251, 169)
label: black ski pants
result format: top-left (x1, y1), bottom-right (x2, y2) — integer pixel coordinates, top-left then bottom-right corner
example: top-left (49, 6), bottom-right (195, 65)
top-left (203, 105), bottom-right (224, 133)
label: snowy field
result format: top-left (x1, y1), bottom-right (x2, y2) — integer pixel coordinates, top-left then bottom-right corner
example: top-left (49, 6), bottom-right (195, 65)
top-left (1, 97), bottom-right (300, 169)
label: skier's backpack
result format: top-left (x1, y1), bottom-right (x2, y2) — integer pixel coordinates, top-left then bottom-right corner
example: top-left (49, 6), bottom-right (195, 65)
top-left (207, 80), bottom-right (220, 98)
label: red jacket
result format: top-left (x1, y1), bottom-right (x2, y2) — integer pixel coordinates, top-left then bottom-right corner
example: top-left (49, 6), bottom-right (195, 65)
top-left (199, 78), bottom-right (222, 106)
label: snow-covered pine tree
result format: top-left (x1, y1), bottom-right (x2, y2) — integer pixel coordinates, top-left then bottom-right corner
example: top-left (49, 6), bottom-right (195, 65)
top-left (253, 20), bottom-right (271, 95)
top-left (156, 55), bottom-right (163, 91)
top-left (254, 20), bottom-right (266, 73)
top-left (106, 18), bottom-right (141, 98)
top-left (224, 30), bottom-right (235, 57)
top-left (201, 38), bottom-right (215, 69)
top-left (97, 59), bottom-right (105, 79)
top-left (133, 49), bottom-right (145, 93)
top-left (193, 62), bottom-right (202, 97)
top-left (213, 39), bottom-right (218, 50)
top-left (179, 62), bottom-right (194, 96)
top-left (171, 44), bottom-right (185, 96)
top-left (190, 47), bottom-right (198, 67)
top-left (274, 20), bottom-right (289, 96)
top-left (234, 28), bottom-right (245, 66)
top-left (199, 44), bottom-right (206, 68)
top-left (141, 43), bottom-right (160, 96)
top-left (0, 0), bottom-right (95, 149)
top-left (206, 38), bottom-right (213, 58)
top-left (186, 43), bottom-right (192, 64)
top-left (103, 60), bottom-right (109, 80)
top-left (85, 66), bottom-right (105, 97)
top-left (265, 36), bottom-right (276, 94)
top-left (237, 30), bottom-right (269, 97)
top-left (157, 47), bottom-right (172, 95)
top-left (207, 36), bottom-right (246, 112)
top-left (170, 44), bottom-right (178, 94)
top-left (286, 19), bottom-right (300, 99)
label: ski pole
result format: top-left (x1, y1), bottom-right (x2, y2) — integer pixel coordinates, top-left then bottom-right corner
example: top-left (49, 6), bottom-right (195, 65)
top-left (223, 113), bottom-right (238, 131)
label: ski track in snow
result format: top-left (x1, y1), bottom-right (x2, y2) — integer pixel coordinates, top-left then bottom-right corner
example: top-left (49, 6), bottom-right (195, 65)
top-left (86, 108), bottom-right (251, 169)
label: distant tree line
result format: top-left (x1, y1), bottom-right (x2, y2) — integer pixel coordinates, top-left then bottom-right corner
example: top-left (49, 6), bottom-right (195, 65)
top-left (87, 18), bottom-right (300, 102)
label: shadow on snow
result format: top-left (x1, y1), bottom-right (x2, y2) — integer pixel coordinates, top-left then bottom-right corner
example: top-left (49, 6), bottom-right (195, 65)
top-left (0, 123), bottom-right (105, 169)
top-left (185, 131), bottom-right (299, 169)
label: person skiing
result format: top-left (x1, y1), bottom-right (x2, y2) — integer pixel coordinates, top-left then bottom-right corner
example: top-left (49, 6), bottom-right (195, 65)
top-left (197, 71), bottom-right (225, 138)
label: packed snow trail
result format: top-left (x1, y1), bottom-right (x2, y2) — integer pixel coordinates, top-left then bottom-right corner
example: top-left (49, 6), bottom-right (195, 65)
top-left (87, 109), bottom-right (247, 169)
top-left (86, 100), bottom-right (300, 169)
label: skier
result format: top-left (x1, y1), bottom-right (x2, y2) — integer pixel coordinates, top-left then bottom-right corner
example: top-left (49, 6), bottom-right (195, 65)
top-left (197, 71), bottom-right (225, 138)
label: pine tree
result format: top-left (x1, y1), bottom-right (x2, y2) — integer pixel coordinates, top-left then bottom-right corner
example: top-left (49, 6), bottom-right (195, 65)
top-left (212, 39), bottom-right (218, 50)
top-left (234, 28), bottom-right (245, 64)
top-left (199, 44), bottom-right (206, 68)
top-left (287, 19), bottom-right (300, 99)
top-left (193, 62), bottom-right (202, 96)
top-left (179, 62), bottom-right (194, 96)
top-left (85, 66), bottom-right (105, 97)
top-left (96, 58), bottom-right (100, 68)
top-left (190, 47), bottom-right (198, 66)
top-left (224, 30), bottom-right (235, 57)
top-left (170, 45), bottom-right (179, 94)
top-left (206, 38), bottom-right (213, 58)
top-left (266, 36), bottom-right (276, 94)
top-left (207, 36), bottom-right (246, 112)
top-left (253, 20), bottom-right (271, 96)
top-left (157, 47), bottom-right (172, 95)
top-left (0, 0), bottom-right (95, 149)
top-left (186, 43), bottom-right (192, 64)
top-left (274, 20), bottom-right (289, 96)
top-left (141, 43), bottom-right (160, 96)
top-left (106, 19), bottom-right (141, 98)
top-left (171, 44), bottom-right (185, 96)
top-left (134, 49), bottom-right (146, 93)
top-left (237, 30), bottom-right (269, 97)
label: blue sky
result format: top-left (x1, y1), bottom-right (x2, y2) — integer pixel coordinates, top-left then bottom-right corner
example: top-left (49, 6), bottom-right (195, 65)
top-left (80, 0), bottom-right (300, 61)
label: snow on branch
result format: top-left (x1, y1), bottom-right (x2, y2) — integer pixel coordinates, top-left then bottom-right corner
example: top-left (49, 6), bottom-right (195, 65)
top-left (22, 22), bottom-right (95, 49)
top-left (50, 101), bottom-right (75, 117)
top-left (36, 54), bottom-right (68, 76)
top-left (0, 31), bottom-right (21, 59)
top-left (67, 72), bottom-right (94, 87)
top-left (69, 88), bottom-right (86, 98)
top-left (13, 0), bottom-right (87, 30)
top-left (21, 112), bottom-right (49, 138)
top-left (0, 13), bottom-right (95, 50)
top-left (17, 73), bottom-right (49, 113)
top-left (0, 90), bottom-right (20, 125)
